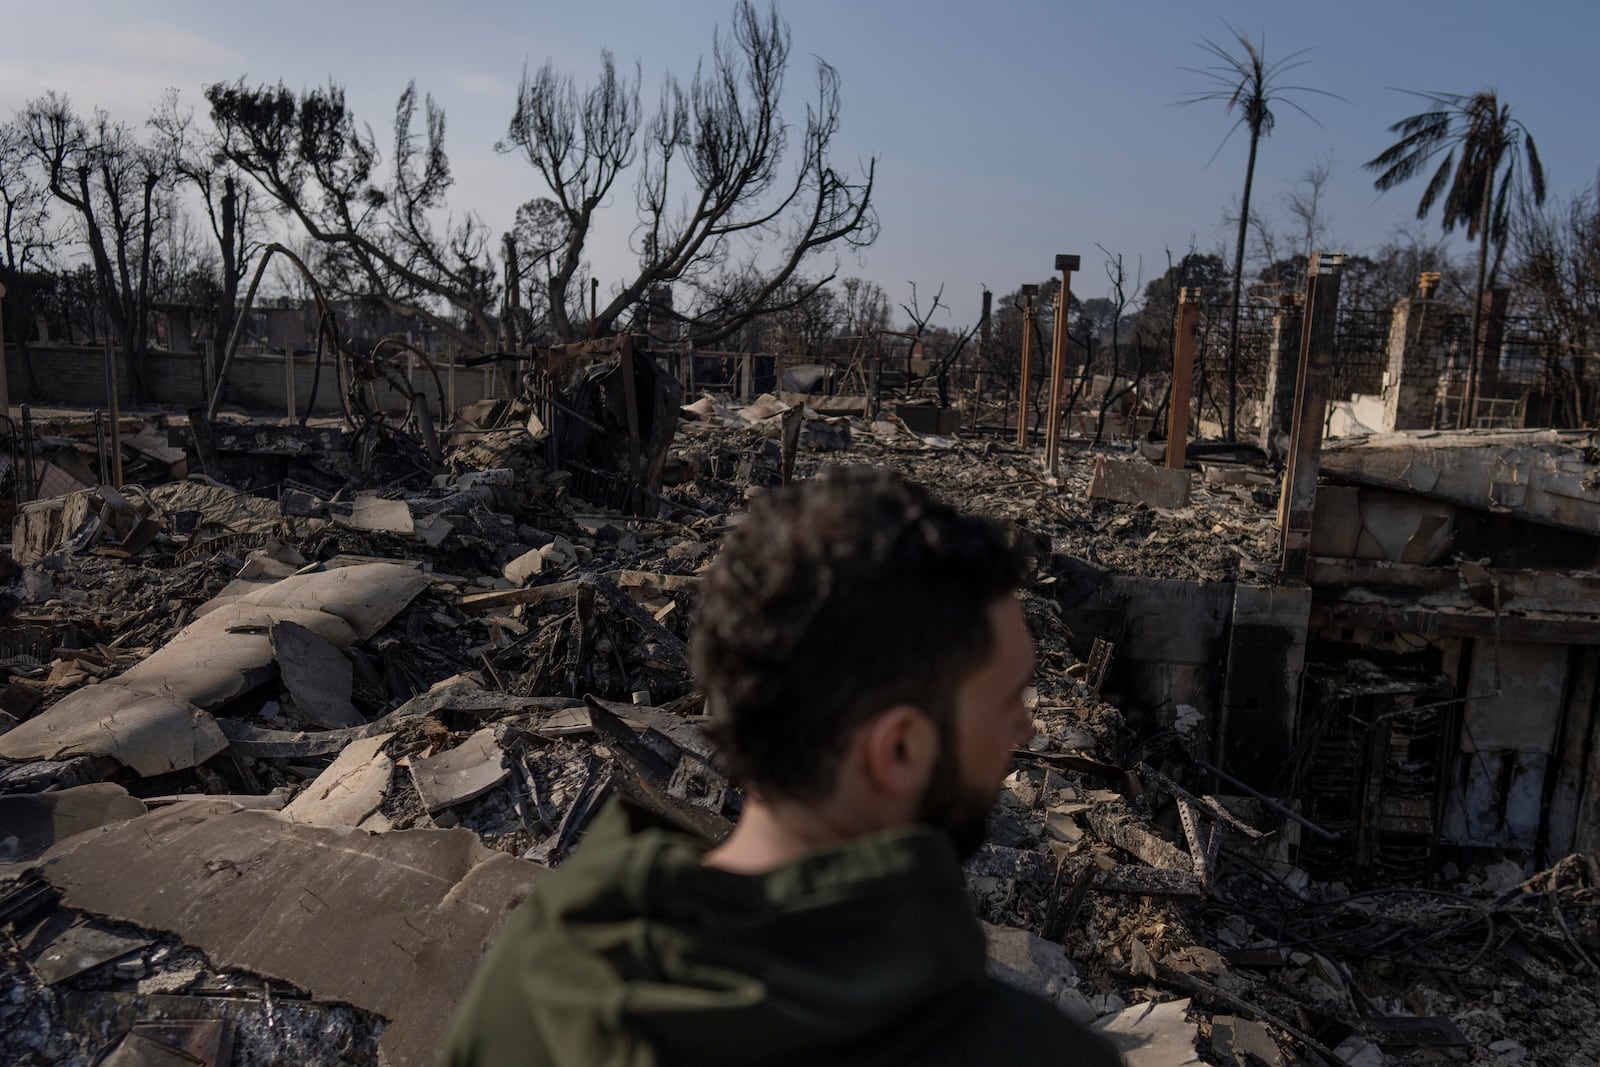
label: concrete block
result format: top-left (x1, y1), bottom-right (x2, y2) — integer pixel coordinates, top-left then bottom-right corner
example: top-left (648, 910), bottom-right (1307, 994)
top-left (503, 547), bottom-right (544, 585)
top-left (1088, 456), bottom-right (1191, 510)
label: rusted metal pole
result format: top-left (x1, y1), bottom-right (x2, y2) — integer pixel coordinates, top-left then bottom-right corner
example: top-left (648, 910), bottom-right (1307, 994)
top-left (1015, 285), bottom-right (1037, 448)
top-left (1278, 252), bottom-right (1343, 578)
top-left (1044, 255), bottom-right (1079, 475)
top-left (1165, 289), bottom-right (1201, 470)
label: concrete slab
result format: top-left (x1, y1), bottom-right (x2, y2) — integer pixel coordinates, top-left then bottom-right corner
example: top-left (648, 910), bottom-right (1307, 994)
top-left (1088, 456), bottom-right (1191, 510)
top-left (35, 802), bottom-right (540, 1067)
top-left (0, 784), bottom-right (147, 864)
top-left (1323, 430), bottom-right (1600, 534)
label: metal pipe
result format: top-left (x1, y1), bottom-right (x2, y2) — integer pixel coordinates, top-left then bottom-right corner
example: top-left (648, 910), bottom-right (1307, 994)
top-left (94, 409), bottom-right (108, 486)
top-left (1191, 758), bottom-right (1341, 841)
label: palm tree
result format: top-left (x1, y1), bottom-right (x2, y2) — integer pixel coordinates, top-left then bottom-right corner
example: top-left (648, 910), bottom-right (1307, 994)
top-left (1180, 25), bottom-right (1336, 442)
top-left (1365, 90), bottom-right (1545, 428)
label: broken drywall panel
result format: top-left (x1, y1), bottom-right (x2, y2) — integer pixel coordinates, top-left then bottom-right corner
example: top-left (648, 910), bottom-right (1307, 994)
top-left (271, 620), bottom-right (360, 729)
top-left (983, 921), bottom-right (1095, 1025)
top-left (35, 801), bottom-right (541, 1067)
top-left (409, 728), bottom-right (509, 813)
top-left (280, 733), bottom-right (395, 828)
top-left (0, 564), bottom-right (428, 776)
top-left (218, 562), bottom-right (431, 639)
top-left (1090, 998), bottom-right (1204, 1066)
top-left (344, 494), bottom-right (415, 537)
top-left (0, 685), bottom-right (227, 777)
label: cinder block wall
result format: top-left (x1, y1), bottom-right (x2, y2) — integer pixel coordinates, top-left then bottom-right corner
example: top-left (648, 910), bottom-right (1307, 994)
top-left (3, 345), bottom-right (499, 416)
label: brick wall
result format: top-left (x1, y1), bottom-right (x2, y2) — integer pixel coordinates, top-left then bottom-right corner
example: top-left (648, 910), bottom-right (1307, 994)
top-left (3, 345), bottom-right (500, 416)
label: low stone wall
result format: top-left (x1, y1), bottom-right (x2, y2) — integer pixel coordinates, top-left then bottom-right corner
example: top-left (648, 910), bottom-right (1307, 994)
top-left (3, 345), bottom-right (504, 416)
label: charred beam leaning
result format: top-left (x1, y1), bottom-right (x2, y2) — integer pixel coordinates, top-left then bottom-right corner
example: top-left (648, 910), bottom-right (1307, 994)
top-left (1278, 252), bottom-right (1343, 578)
top-left (1044, 255), bottom-right (1079, 475)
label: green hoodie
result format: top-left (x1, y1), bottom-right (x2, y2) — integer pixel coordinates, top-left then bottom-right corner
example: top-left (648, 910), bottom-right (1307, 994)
top-left (439, 799), bottom-right (1121, 1067)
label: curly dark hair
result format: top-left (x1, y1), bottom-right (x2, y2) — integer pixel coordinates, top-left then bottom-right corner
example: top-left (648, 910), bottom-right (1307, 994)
top-left (690, 465), bottom-right (1029, 800)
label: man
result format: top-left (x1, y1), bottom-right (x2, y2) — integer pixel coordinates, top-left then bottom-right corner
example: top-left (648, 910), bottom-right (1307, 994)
top-left (441, 466), bottom-right (1120, 1066)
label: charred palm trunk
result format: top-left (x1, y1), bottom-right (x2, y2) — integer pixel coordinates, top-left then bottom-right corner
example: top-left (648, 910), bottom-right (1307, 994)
top-left (1462, 182), bottom-right (1493, 429)
top-left (1225, 127), bottom-right (1260, 443)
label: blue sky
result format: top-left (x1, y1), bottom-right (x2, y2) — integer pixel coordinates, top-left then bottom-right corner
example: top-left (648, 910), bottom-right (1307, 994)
top-left (4, 0), bottom-right (1597, 323)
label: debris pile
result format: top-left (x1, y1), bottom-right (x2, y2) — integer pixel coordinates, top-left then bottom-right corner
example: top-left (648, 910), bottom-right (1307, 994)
top-left (0, 377), bottom-right (1596, 1066)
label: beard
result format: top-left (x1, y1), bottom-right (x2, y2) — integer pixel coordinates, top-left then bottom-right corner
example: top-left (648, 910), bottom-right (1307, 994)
top-left (913, 734), bottom-right (997, 862)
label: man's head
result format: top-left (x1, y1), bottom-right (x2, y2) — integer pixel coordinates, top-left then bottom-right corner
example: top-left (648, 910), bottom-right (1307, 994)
top-left (691, 466), bottom-right (1036, 857)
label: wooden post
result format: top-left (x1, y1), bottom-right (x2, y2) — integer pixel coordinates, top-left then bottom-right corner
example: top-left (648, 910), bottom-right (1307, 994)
top-left (104, 340), bottom-right (123, 488)
top-left (869, 332), bottom-right (882, 419)
top-left (0, 279), bottom-right (10, 416)
top-left (780, 404), bottom-right (803, 485)
top-left (285, 348), bottom-right (297, 424)
top-left (1278, 252), bottom-right (1343, 578)
top-left (448, 346), bottom-right (457, 417)
top-left (1015, 285), bottom-right (1037, 448)
top-left (1165, 289), bottom-right (1201, 469)
top-left (19, 404), bottom-right (34, 502)
top-left (414, 390), bottom-right (443, 469)
top-left (1044, 254), bottom-right (1079, 475)
top-left (618, 334), bottom-right (644, 509)
top-left (970, 287), bottom-right (992, 435)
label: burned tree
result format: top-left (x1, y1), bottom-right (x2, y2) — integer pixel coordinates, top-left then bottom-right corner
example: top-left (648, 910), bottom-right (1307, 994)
top-left (149, 90), bottom-right (261, 349)
top-left (1090, 248), bottom-right (1145, 447)
top-left (205, 79), bottom-right (498, 351)
top-left (500, 0), bottom-right (878, 347)
top-left (0, 118), bottom-right (63, 398)
top-left (1514, 186), bottom-right (1600, 424)
top-left (21, 94), bottom-right (168, 400)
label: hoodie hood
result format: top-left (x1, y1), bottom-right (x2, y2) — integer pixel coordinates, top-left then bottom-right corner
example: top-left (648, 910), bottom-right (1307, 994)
top-left (474, 798), bottom-right (994, 1067)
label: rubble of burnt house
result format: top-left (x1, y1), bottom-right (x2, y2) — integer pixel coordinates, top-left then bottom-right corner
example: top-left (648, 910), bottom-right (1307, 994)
top-left (2, 256), bottom-right (1600, 1067)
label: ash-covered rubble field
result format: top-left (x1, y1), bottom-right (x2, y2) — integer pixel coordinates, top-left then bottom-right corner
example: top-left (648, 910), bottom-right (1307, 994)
top-left (1, 393), bottom-right (1597, 1067)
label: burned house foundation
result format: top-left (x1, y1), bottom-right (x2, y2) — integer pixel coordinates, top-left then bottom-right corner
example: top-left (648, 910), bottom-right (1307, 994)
top-left (0, 296), bottom-right (1597, 1066)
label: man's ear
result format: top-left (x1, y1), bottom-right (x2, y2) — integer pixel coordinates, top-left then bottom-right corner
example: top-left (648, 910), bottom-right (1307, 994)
top-left (857, 705), bottom-right (938, 801)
